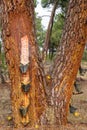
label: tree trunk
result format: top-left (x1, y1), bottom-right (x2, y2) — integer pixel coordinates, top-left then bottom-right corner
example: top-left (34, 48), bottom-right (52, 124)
top-left (0, 41), bottom-right (5, 83)
top-left (42, 0), bottom-right (59, 60)
top-left (51, 0), bottom-right (87, 125)
top-left (2, 0), bottom-right (87, 128)
top-left (2, 0), bottom-right (46, 127)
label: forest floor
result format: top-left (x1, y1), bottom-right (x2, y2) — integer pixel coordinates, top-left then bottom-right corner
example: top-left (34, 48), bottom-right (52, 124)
top-left (0, 62), bottom-right (87, 130)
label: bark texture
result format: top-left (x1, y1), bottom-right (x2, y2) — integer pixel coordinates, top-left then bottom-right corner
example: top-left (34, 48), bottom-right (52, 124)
top-left (51, 0), bottom-right (87, 125)
top-left (2, 0), bottom-right (46, 127)
top-left (1, 0), bottom-right (87, 128)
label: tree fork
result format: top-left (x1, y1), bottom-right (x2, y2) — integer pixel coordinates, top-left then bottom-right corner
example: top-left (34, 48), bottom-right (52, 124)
top-left (2, 0), bottom-right (46, 127)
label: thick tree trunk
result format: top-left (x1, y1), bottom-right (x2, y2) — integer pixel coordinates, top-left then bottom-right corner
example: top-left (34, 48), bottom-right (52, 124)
top-left (51, 0), bottom-right (87, 125)
top-left (42, 0), bottom-right (59, 60)
top-left (2, 0), bottom-right (87, 128)
top-left (2, 0), bottom-right (46, 127)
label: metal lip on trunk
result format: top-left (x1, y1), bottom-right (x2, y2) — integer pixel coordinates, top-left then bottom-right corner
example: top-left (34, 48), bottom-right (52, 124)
top-left (19, 106), bottom-right (29, 118)
top-left (21, 83), bottom-right (31, 93)
top-left (20, 63), bottom-right (29, 73)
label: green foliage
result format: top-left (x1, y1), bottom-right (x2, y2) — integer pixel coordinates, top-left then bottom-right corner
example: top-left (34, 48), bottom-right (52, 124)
top-left (34, 0), bottom-right (38, 7)
top-left (82, 50), bottom-right (87, 62)
top-left (41, 0), bottom-right (69, 12)
top-left (50, 13), bottom-right (65, 49)
top-left (1, 53), bottom-right (7, 69)
top-left (41, 0), bottom-right (54, 7)
top-left (0, 41), bottom-right (7, 70)
top-left (41, 0), bottom-right (69, 59)
top-left (59, 0), bottom-right (69, 14)
top-left (0, 41), bottom-right (1, 54)
top-left (35, 14), bottom-right (46, 47)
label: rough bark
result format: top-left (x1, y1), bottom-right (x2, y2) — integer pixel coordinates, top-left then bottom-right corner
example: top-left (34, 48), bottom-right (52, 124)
top-left (51, 0), bottom-right (87, 125)
top-left (2, 0), bottom-right (46, 127)
top-left (1, 0), bottom-right (87, 128)
top-left (42, 0), bottom-right (59, 60)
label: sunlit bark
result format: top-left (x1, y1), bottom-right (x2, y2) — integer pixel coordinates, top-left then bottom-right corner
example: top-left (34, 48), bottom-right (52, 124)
top-left (2, 0), bottom-right (46, 127)
top-left (51, 0), bottom-right (87, 125)
top-left (2, 0), bottom-right (87, 128)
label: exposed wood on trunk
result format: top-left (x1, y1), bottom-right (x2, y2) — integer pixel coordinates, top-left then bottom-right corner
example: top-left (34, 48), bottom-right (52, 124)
top-left (2, 0), bottom-right (46, 127)
top-left (1, 0), bottom-right (87, 128)
top-left (51, 0), bottom-right (87, 125)
top-left (42, 0), bottom-right (59, 60)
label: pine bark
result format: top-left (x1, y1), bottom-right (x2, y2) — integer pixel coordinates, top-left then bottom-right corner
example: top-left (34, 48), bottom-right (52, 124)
top-left (1, 0), bottom-right (87, 128)
top-left (51, 0), bottom-right (87, 125)
top-left (2, 0), bottom-right (46, 127)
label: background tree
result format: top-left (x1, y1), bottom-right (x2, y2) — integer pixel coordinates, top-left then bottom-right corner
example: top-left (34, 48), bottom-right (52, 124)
top-left (0, 41), bottom-right (5, 83)
top-left (0, 41), bottom-right (7, 83)
top-left (35, 14), bottom-right (46, 48)
top-left (49, 13), bottom-right (65, 59)
top-left (41, 0), bottom-right (69, 59)
top-left (41, 0), bottom-right (69, 11)
top-left (0, 10), bottom-right (7, 83)
top-left (42, 0), bottom-right (59, 58)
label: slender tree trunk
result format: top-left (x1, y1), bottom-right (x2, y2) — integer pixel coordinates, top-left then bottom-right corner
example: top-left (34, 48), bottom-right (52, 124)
top-left (0, 70), bottom-right (5, 83)
top-left (51, 0), bottom-right (87, 125)
top-left (2, 0), bottom-right (46, 127)
top-left (0, 42), bottom-right (5, 83)
top-left (42, 0), bottom-right (59, 60)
